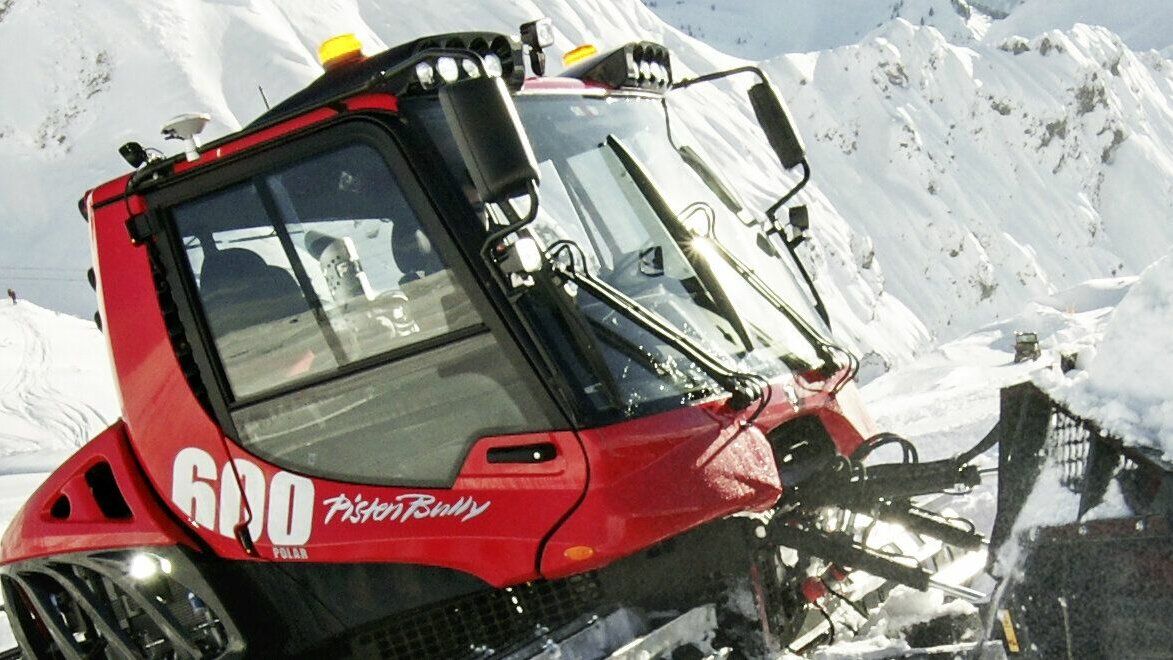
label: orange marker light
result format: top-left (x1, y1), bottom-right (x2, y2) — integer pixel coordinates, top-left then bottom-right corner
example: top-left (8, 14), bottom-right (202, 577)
top-left (319, 34), bottom-right (364, 69)
top-left (562, 44), bottom-right (598, 67)
top-left (563, 545), bottom-right (595, 561)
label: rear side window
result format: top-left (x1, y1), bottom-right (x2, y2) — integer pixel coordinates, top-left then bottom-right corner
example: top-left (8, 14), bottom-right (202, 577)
top-left (170, 138), bottom-right (555, 486)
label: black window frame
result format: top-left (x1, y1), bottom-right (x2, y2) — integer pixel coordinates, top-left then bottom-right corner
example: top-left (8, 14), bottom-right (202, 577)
top-left (145, 115), bottom-right (568, 447)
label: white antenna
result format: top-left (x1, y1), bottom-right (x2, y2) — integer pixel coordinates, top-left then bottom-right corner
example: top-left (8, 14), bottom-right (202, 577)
top-left (161, 113), bottom-right (212, 162)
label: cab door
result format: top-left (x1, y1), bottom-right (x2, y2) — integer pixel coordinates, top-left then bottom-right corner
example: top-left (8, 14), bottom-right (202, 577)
top-left (130, 117), bottom-right (585, 586)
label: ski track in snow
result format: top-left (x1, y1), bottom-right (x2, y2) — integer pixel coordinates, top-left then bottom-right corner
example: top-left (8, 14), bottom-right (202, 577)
top-left (0, 305), bottom-right (108, 454)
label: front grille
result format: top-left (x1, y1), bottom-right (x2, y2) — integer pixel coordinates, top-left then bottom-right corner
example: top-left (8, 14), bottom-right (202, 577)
top-left (1043, 400), bottom-right (1157, 517)
top-left (338, 573), bottom-right (604, 659)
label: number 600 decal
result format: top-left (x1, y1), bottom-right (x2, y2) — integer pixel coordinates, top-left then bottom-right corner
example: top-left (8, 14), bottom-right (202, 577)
top-left (171, 447), bottom-right (315, 545)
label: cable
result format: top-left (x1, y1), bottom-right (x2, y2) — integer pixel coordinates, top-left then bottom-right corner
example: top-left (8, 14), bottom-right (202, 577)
top-left (854, 432), bottom-right (920, 464)
top-left (822, 579), bottom-right (869, 619)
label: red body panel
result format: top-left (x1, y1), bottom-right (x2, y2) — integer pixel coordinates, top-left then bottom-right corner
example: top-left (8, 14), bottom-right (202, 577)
top-left (4, 90), bottom-right (875, 594)
top-left (0, 422), bottom-right (197, 564)
top-left (540, 401), bottom-right (780, 578)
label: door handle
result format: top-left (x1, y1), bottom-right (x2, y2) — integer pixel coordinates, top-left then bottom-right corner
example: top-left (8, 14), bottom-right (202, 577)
top-left (487, 443), bottom-right (558, 464)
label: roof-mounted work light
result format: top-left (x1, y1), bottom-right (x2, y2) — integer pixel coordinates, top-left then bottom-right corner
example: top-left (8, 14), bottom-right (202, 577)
top-left (519, 17), bottom-right (554, 76)
top-left (561, 41), bottom-right (672, 91)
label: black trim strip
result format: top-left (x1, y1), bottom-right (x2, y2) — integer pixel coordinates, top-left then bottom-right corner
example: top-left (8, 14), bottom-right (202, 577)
top-left (253, 174), bottom-right (350, 367)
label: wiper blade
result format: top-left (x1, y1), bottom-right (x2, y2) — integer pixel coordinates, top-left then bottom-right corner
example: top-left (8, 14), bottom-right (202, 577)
top-left (545, 240), bottom-right (764, 410)
top-left (605, 135), bottom-right (756, 354)
top-left (679, 201), bottom-right (838, 371)
top-left (604, 137), bottom-right (838, 373)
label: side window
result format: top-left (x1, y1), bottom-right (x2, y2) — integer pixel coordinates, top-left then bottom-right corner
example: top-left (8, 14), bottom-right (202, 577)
top-left (174, 143), bottom-right (480, 399)
top-left (170, 138), bottom-right (555, 486)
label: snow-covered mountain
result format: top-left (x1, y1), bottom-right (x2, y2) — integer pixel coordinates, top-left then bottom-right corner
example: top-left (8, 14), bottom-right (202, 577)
top-left (764, 19), bottom-right (1173, 346)
top-left (645, 0), bottom-right (1172, 58)
top-left (0, 299), bottom-right (117, 651)
top-left (1, 0), bottom-right (1171, 374)
top-left (645, 0), bottom-right (1173, 371)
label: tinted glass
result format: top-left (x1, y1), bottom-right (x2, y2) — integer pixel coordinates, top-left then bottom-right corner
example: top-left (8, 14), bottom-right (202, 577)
top-left (170, 138), bottom-right (555, 486)
top-left (173, 143), bottom-right (480, 399)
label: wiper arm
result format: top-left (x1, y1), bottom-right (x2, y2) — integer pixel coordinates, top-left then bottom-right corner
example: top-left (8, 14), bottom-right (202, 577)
top-left (605, 135), bottom-right (756, 353)
top-left (679, 201), bottom-right (839, 372)
top-left (603, 136), bottom-right (838, 374)
top-left (545, 240), bottom-right (765, 410)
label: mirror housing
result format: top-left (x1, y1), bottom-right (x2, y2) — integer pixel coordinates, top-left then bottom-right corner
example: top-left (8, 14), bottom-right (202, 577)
top-left (439, 75), bottom-right (540, 204)
top-left (747, 81), bottom-right (806, 170)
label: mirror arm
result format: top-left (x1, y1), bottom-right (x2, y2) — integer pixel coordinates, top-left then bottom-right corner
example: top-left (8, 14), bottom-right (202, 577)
top-left (765, 158), bottom-right (810, 226)
top-left (672, 64), bottom-right (770, 90)
top-left (481, 181), bottom-right (539, 252)
top-left (479, 181), bottom-right (540, 299)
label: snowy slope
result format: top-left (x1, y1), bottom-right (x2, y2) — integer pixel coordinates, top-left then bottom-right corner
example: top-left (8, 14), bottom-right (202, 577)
top-left (642, 0), bottom-right (996, 58)
top-left (760, 20), bottom-right (1173, 347)
top-left (0, 300), bottom-right (117, 457)
top-left (0, 299), bottom-right (118, 650)
top-left (0, 0), bottom-right (927, 369)
top-left (643, 0), bottom-right (1172, 58)
top-left (988, 0), bottom-right (1173, 56)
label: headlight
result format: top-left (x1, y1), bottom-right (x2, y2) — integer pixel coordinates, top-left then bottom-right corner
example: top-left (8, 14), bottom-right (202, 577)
top-left (436, 56), bottom-right (460, 82)
top-left (483, 53), bottom-right (503, 78)
top-left (415, 61), bottom-right (436, 88)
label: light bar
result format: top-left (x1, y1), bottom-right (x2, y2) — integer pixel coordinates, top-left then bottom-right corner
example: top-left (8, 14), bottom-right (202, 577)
top-left (405, 33), bottom-right (525, 92)
top-left (561, 41), bottom-right (673, 91)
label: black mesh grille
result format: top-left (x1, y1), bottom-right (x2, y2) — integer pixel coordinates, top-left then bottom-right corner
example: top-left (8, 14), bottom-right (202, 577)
top-left (2, 553), bottom-right (232, 659)
top-left (337, 573), bottom-right (603, 659)
top-left (1047, 407), bottom-right (1096, 491)
top-left (1044, 401), bottom-right (1154, 517)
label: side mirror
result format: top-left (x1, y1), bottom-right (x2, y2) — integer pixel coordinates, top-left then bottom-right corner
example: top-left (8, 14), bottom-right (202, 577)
top-left (747, 81), bottom-right (806, 170)
top-left (439, 75), bottom-right (540, 204)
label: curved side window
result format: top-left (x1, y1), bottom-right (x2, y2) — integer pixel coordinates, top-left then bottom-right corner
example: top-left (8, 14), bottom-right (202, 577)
top-left (170, 138), bottom-right (554, 486)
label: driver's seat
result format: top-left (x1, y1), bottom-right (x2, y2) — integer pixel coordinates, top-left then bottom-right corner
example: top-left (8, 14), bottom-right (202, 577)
top-left (198, 248), bottom-right (309, 336)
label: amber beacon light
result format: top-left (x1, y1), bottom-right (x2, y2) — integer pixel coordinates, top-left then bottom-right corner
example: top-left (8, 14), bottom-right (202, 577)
top-left (319, 33), bottom-right (364, 69)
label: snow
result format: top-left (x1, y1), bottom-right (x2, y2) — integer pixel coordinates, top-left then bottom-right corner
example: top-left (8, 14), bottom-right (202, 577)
top-left (3, 0), bottom-right (1171, 383)
top-left (1043, 254), bottom-right (1173, 461)
top-left (987, 0), bottom-right (1173, 56)
top-left (0, 299), bottom-right (119, 650)
top-left (0, 0), bottom-right (1170, 655)
top-left (639, 0), bottom-right (991, 59)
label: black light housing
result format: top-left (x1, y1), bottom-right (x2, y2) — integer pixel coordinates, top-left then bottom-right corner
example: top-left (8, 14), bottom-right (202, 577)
top-left (519, 18), bottom-right (554, 76)
top-left (249, 31), bottom-right (525, 128)
top-left (561, 41), bottom-right (673, 91)
top-left (119, 141), bottom-right (148, 168)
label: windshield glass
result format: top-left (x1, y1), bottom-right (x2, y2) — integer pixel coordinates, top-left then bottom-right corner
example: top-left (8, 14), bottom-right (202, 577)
top-left (408, 93), bottom-right (830, 419)
top-left (518, 95), bottom-right (827, 385)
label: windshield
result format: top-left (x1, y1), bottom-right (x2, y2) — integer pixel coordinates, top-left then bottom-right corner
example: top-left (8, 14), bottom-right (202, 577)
top-left (410, 93), bottom-right (831, 419)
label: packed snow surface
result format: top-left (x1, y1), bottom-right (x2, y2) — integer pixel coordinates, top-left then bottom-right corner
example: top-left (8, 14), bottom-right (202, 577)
top-left (0, 299), bottom-right (118, 650)
top-left (1043, 254), bottom-right (1173, 460)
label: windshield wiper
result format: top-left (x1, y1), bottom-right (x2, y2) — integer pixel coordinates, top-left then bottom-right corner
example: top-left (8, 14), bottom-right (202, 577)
top-left (604, 138), bottom-right (839, 374)
top-left (544, 240), bottom-right (765, 410)
top-left (678, 200), bottom-right (838, 372)
top-left (605, 136), bottom-right (756, 353)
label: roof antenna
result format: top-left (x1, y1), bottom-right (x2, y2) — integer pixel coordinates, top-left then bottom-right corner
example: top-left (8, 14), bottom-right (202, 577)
top-left (161, 113), bottom-right (211, 162)
top-left (258, 85), bottom-right (271, 110)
